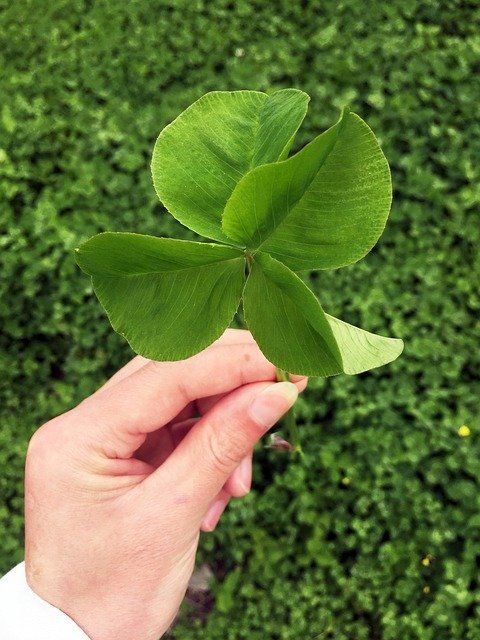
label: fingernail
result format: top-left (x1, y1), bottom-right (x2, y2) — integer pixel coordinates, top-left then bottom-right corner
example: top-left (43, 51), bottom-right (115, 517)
top-left (202, 497), bottom-right (228, 532)
top-left (238, 455), bottom-right (252, 493)
top-left (248, 381), bottom-right (298, 430)
top-left (290, 374), bottom-right (309, 384)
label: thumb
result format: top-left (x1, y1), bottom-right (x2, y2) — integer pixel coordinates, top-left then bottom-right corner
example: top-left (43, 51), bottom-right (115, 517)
top-left (149, 380), bottom-right (300, 515)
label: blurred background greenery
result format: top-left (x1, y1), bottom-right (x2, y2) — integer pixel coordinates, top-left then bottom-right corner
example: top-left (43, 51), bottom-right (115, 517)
top-left (1, 0), bottom-right (479, 638)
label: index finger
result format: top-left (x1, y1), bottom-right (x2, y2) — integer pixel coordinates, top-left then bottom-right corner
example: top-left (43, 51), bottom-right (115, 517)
top-left (76, 339), bottom-right (306, 459)
top-left (96, 328), bottom-right (257, 394)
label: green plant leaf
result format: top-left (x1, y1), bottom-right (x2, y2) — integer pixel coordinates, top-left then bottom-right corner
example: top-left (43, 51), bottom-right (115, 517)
top-left (222, 109), bottom-right (392, 270)
top-left (324, 314), bottom-right (404, 375)
top-left (243, 252), bottom-right (343, 377)
top-left (151, 89), bottom-right (309, 244)
top-left (243, 252), bottom-right (403, 376)
top-left (75, 232), bottom-right (246, 361)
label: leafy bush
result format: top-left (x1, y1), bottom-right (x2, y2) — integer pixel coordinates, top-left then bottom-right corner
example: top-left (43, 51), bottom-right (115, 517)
top-left (1, 1), bottom-right (479, 638)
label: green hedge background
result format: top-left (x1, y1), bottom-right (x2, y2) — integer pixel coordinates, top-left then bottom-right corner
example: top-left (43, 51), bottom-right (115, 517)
top-left (1, 1), bottom-right (479, 638)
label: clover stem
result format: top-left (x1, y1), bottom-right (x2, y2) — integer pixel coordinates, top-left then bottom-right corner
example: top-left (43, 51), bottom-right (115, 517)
top-left (245, 250), bottom-right (253, 273)
top-left (275, 368), bottom-right (303, 455)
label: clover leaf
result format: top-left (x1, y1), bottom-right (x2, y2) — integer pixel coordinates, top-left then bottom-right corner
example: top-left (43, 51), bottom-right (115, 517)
top-left (76, 87), bottom-right (403, 401)
top-left (151, 89), bottom-right (310, 244)
top-left (75, 233), bottom-right (245, 361)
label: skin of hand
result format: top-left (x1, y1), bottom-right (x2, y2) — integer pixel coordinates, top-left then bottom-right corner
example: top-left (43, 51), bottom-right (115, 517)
top-left (24, 329), bottom-right (308, 640)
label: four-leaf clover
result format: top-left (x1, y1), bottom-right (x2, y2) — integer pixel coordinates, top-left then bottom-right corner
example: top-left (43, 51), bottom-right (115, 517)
top-left (76, 89), bottom-right (403, 377)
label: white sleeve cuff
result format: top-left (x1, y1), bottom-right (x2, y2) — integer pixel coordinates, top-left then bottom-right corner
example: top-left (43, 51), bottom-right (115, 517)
top-left (0, 562), bottom-right (91, 639)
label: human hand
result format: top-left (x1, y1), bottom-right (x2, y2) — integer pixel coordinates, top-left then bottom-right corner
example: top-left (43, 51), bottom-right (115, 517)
top-left (25, 329), bottom-right (307, 640)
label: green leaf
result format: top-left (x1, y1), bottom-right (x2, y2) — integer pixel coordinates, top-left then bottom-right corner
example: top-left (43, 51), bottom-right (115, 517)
top-left (243, 252), bottom-right (403, 376)
top-left (243, 252), bottom-right (343, 377)
top-left (75, 232), bottom-right (246, 361)
top-left (151, 89), bottom-right (309, 244)
top-left (325, 314), bottom-right (404, 376)
top-left (222, 109), bottom-right (392, 270)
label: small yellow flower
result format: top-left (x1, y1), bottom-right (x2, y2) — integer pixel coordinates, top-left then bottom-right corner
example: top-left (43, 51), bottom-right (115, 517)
top-left (458, 425), bottom-right (471, 438)
top-left (423, 585), bottom-right (431, 594)
top-left (341, 476), bottom-right (350, 486)
top-left (421, 556), bottom-right (431, 567)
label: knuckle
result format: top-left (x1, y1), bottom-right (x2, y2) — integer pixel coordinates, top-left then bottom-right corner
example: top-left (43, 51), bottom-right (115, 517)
top-left (26, 423), bottom-right (57, 483)
top-left (26, 415), bottom-right (70, 469)
top-left (205, 425), bottom-right (245, 476)
top-left (27, 421), bottom-right (54, 459)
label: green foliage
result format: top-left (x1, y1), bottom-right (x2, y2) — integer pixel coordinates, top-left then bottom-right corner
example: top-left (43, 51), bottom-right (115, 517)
top-left (222, 109), bottom-right (392, 271)
top-left (244, 252), bottom-right (403, 377)
top-left (1, 1), bottom-right (479, 639)
top-left (152, 89), bottom-right (310, 243)
top-left (76, 233), bottom-right (245, 360)
top-left (79, 90), bottom-right (401, 376)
